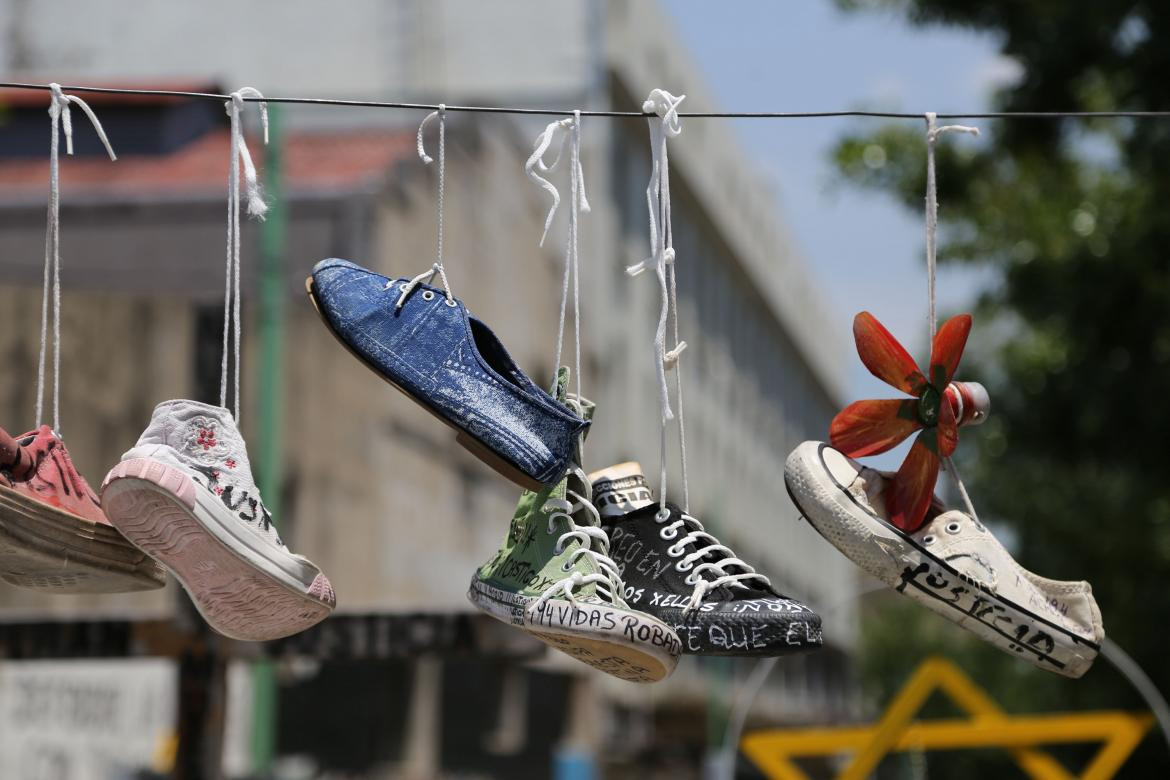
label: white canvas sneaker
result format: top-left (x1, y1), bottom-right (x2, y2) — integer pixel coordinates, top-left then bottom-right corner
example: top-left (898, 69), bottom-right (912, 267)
top-left (785, 441), bottom-right (1103, 678)
top-left (101, 400), bottom-right (335, 641)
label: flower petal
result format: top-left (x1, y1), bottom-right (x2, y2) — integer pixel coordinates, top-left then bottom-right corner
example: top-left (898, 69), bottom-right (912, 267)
top-left (929, 314), bottom-right (972, 389)
top-left (885, 434), bottom-right (941, 532)
top-left (854, 311), bottom-right (928, 395)
top-left (830, 399), bottom-right (922, 457)
top-left (937, 392), bottom-right (958, 456)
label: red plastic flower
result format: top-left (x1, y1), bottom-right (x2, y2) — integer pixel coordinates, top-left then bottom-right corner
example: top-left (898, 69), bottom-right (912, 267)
top-left (830, 311), bottom-right (988, 532)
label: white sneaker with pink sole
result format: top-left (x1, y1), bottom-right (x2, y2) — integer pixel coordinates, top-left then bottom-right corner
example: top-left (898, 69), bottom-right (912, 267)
top-left (101, 400), bottom-right (334, 641)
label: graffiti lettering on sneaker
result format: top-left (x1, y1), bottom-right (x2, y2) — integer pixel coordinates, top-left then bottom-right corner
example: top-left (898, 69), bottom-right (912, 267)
top-left (619, 615), bottom-right (682, 655)
top-left (672, 620), bottom-right (823, 653)
top-left (528, 631), bottom-right (657, 683)
top-left (529, 601), bottom-right (619, 632)
top-left (896, 559), bottom-right (1066, 670)
top-left (609, 526), bottom-right (671, 579)
top-left (191, 464), bottom-right (278, 539)
top-left (493, 558), bottom-right (559, 592)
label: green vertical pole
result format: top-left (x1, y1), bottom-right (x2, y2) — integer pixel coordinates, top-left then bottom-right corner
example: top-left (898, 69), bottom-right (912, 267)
top-left (252, 102), bottom-right (286, 775)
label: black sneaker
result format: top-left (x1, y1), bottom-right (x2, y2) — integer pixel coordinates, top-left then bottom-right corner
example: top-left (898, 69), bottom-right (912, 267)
top-left (591, 462), bottom-right (823, 656)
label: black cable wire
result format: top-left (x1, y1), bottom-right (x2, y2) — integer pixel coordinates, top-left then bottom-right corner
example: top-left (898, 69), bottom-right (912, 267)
top-left (3, 81), bottom-right (1170, 119)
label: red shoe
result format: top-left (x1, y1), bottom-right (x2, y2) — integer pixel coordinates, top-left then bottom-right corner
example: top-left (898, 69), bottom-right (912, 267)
top-left (0, 424), bottom-right (165, 592)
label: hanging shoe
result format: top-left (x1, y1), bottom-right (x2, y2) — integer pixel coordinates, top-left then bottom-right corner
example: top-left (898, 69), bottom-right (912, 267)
top-left (101, 401), bottom-right (335, 641)
top-left (785, 441), bottom-right (1103, 677)
top-left (0, 424), bottom-right (166, 593)
top-left (306, 258), bottom-right (588, 491)
top-left (469, 378), bottom-right (680, 682)
top-left (591, 462), bottom-right (822, 656)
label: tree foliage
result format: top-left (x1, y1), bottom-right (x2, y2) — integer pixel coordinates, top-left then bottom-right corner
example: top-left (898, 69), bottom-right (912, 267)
top-left (834, 2), bottom-right (1170, 775)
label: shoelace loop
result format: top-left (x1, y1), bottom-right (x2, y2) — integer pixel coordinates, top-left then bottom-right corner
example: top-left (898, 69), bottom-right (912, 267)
top-left (529, 487), bottom-right (624, 614)
top-left (655, 509), bottom-right (771, 613)
top-left (220, 87), bottom-right (269, 421)
top-left (36, 84), bottom-right (117, 435)
top-left (525, 112), bottom-right (590, 402)
top-left (923, 111), bottom-right (982, 524)
top-left (627, 88), bottom-right (691, 513)
top-left (396, 105), bottom-right (455, 310)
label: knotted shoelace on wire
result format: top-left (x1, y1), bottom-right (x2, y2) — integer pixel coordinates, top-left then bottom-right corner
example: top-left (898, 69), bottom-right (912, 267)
top-left (525, 112), bottom-right (590, 399)
top-left (627, 88), bottom-right (691, 517)
top-left (36, 83), bottom-right (117, 436)
top-left (220, 87), bottom-right (269, 421)
top-left (394, 105), bottom-right (456, 309)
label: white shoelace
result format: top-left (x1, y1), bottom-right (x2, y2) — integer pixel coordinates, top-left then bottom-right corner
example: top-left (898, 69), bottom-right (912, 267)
top-left (220, 87), bottom-right (269, 421)
top-left (530, 485), bottom-right (625, 613)
top-left (525, 112), bottom-right (591, 400)
top-left (628, 88), bottom-right (690, 513)
top-left (655, 509), bottom-right (771, 613)
top-left (36, 84), bottom-right (117, 435)
top-left (394, 106), bottom-right (456, 309)
top-left (923, 112), bottom-right (982, 524)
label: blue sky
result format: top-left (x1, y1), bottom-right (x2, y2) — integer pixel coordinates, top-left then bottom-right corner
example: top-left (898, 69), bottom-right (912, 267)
top-left (662, 1), bottom-right (1015, 407)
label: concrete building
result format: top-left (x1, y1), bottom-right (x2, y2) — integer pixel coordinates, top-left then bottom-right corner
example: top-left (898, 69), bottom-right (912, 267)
top-left (0, 2), bottom-right (855, 777)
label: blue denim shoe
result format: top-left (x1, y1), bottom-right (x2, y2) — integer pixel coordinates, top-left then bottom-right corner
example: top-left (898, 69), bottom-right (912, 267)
top-left (306, 258), bottom-right (588, 489)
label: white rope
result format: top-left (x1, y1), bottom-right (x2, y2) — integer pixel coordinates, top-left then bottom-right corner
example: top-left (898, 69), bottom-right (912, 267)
top-left (35, 84), bottom-right (116, 435)
top-left (923, 112), bottom-right (978, 343)
top-left (220, 87), bottom-right (269, 421)
top-left (396, 106), bottom-right (455, 309)
top-left (924, 111), bottom-right (980, 523)
top-left (627, 88), bottom-right (689, 511)
top-left (525, 112), bottom-right (591, 400)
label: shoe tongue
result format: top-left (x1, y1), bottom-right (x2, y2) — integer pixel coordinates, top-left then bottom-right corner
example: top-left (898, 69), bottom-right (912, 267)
top-left (589, 462), bottom-right (655, 519)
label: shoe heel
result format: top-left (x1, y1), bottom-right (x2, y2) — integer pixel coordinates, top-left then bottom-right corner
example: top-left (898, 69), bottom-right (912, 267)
top-left (455, 431), bottom-right (546, 492)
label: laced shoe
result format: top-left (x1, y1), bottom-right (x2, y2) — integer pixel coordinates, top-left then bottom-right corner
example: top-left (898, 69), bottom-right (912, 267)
top-left (0, 424), bottom-right (166, 593)
top-left (591, 462), bottom-right (822, 656)
top-left (101, 401), bottom-right (335, 641)
top-left (307, 258), bottom-right (588, 490)
top-left (785, 441), bottom-right (1103, 677)
top-left (469, 382), bottom-right (681, 682)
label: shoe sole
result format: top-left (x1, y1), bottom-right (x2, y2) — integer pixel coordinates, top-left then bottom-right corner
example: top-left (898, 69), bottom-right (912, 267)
top-left (468, 575), bottom-right (679, 683)
top-left (0, 484), bottom-right (166, 593)
top-left (101, 458), bottom-right (335, 641)
top-left (305, 276), bottom-right (546, 493)
top-left (784, 442), bottom-right (1099, 678)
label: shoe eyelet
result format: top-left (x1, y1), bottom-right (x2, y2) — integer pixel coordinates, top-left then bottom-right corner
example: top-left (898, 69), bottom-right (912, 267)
top-left (422, 290), bottom-right (435, 301)
top-left (444, 297), bottom-right (457, 307)
top-left (666, 544), bottom-right (682, 557)
top-left (945, 521), bottom-right (962, 535)
top-left (561, 561), bottom-right (573, 572)
top-left (398, 282), bottom-right (409, 292)
top-left (660, 527), bottom-right (678, 540)
top-left (654, 508), bottom-right (671, 523)
top-left (684, 574), bottom-right (698, 585)
top-left (675, 560), bottom-right (693, 572)
top-left (922, 535), bottom-right (936, 546)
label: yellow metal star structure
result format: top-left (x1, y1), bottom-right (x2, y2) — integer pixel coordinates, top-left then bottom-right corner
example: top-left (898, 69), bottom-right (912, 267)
top-left (741, 657), bottom-right (1153, 780)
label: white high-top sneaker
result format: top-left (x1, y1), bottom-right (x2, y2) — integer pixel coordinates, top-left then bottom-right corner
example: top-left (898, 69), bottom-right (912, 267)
top-left (101, 400), bottom-right (334, 641)
top-left (785, 441), bottom-right (1103, 678)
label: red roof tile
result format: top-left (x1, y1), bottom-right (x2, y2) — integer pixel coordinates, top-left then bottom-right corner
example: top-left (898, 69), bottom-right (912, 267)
top-left (0, 129), bottom-right (415, 199)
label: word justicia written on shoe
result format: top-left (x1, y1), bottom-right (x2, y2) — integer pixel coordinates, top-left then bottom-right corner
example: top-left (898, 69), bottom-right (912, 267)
top-left (189, 463), bottom-right (279, 540)
top-left (529, 600), bottom-right (683, 654)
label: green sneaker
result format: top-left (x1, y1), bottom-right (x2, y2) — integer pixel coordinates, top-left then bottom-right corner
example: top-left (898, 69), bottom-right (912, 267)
top-left (469, 375), bottom-right (681, 683)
